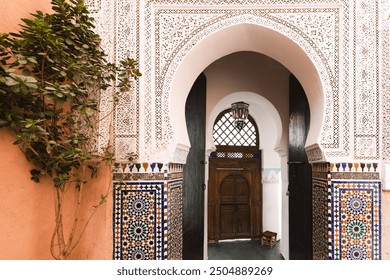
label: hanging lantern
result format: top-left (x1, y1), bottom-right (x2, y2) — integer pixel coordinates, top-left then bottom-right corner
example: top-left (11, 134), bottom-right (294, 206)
top-left (231, 101), bottom-right (249, 130)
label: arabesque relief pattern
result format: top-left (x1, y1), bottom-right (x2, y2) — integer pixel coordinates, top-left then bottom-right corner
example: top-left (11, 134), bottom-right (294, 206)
top-left (87, 0), bottom-right (384, 163)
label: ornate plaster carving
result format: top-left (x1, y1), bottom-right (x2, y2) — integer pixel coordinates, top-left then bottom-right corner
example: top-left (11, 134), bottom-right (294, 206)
top-left (86, 0), bottom-right (383, 163)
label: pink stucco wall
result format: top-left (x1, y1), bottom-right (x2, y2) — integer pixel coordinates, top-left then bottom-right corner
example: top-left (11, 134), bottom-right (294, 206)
top-left (0, 1), bottom-right (113, 260)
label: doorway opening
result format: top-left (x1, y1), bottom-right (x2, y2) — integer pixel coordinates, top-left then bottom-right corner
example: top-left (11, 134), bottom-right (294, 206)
top-left (208, 110), bottom-right (262, 242)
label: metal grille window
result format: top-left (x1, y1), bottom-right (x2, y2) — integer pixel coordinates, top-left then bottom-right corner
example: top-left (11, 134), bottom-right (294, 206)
top-left (213, 110), bottom-right (258, 146)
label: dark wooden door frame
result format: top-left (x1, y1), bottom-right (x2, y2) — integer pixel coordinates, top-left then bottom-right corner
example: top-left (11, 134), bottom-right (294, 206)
top-left (182, 73), bottom-right (207, 260)
top-left (288, 74), bottom-right (313, 260)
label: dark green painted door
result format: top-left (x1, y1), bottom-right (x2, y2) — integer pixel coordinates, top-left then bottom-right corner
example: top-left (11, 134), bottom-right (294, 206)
top-left (182, 73), bottom-right (206, 259)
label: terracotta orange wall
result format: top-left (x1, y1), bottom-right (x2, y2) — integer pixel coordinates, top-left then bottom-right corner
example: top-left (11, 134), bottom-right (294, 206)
top-left (0, 1), bottom-right (113, 260)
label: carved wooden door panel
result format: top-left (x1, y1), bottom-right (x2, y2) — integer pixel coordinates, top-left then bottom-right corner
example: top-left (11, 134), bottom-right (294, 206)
top-left (219, 175), bottom-right (251, 239)
top-left (208, 154), bottom-right (262, 242)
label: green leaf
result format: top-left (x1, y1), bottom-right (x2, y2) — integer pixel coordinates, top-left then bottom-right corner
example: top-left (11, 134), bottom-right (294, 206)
top-left (5, 77), bottom-right (19, 86)
top-left (0, 119), bottom-right (9, 126)
top-left (54, 178), bottom-right (62, 188)
top-left (24, 76), bottom-right (37, 83)
top-left (46, 145), bottom-right (52, 154)
top-left (85, 107), bottom-right (95, 116)
top-left (0, 0), bottom-right (140, 194)
top-left (13, 138), bottom-right (23, 145)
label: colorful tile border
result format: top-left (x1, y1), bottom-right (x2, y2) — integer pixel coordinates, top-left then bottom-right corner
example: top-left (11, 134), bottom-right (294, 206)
top-left (262, 168), bottom-right (281, 184)
top-left (330, 162), bottom-right (379, 173)
top-left (114, 162), bottom-right (184, 174)
top-left (113, 162), bottom-right (184, 181)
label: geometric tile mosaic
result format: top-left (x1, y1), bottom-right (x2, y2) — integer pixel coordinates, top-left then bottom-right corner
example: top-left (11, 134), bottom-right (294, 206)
top-left (330, 181), bottom-right (381, 260)
top-left (113, 181), bottom-right (167, 260)
top-left (312, 162), bottom-right (382, 260)
top-left (312, 179), bottom-right (330, 260)
top-left (167, 179), bottom-right (183, 259)
top-left (113, 178), bottom-right (183, 260)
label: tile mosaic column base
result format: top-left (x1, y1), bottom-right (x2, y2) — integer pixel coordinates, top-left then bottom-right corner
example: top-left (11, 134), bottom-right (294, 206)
top-left (331, 180), bottom-right (381, 260)
top-left (113, 163), bottom-right (183, 260)
top-left (312, 162), bottom-right (382, 260)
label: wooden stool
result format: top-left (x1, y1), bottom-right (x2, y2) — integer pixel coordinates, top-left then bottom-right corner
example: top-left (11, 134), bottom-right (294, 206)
top-left (260, 231), bottom-right (277, 248)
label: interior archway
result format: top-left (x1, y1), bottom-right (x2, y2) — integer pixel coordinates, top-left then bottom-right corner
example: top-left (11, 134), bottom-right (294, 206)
top-left (206, 91), bottom-right (283, 259)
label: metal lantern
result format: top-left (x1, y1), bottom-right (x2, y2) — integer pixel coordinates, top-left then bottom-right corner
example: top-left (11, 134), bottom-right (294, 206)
top-left (231, 101), bottom-right (249, 130)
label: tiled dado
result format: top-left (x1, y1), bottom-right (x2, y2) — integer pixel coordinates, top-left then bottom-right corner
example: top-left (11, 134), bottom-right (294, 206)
top-left (113, 162), bottom-right (183, 260)
top-left (312, 162), bottom-right (382, 260)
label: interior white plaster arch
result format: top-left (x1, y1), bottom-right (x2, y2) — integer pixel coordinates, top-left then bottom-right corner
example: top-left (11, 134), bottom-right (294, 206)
top-left (206, 92), bottom-right (283, 156)
top-left (205, 91), bottom-right (284, 259)
top-left (168, 19), bottom-right (326, 157)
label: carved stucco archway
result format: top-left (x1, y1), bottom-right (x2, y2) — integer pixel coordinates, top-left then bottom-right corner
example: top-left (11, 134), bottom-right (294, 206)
top-left (165, 15), bottom-right (329, 163)
top-left (163, 17), bottom-right (328, 259)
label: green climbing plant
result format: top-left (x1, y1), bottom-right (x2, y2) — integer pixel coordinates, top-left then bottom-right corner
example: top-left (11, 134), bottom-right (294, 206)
top-left (0, 0), bottom-right (140, 259)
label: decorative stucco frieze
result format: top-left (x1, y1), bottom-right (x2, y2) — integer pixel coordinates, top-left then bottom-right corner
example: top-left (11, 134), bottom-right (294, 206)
top-left (353, 0), bottom-right (380, 160)
top-left (86, 0), bottom-right (384, 163)
top-left (85, 0), bottom-right (101, 13)
top-left (157, 8), bottom-right (339, 158)
top-left (87, 0), bottom-right (117, 155)
top-left (306, 143), bottom-right (327, 163)
top-left (380, 0), bottom-right (390, 161)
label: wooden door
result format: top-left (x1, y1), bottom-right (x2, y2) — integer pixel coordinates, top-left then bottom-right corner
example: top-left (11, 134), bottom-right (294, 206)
top-left (208, 152), bottom-right (262, 242)
top-left (219, 175), bottom-right (251, 239)
top-left (288, 74), bottom-right (313, 259)
top-left (182, 73), bottom-right (206, 259)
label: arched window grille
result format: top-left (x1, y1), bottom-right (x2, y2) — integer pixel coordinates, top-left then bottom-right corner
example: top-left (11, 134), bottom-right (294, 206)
top-left (212, 109), bottom-right (259, 147)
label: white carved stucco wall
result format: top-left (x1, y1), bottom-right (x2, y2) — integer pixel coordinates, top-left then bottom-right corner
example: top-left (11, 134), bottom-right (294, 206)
top-left (85, 0), bottom-right (387, 164)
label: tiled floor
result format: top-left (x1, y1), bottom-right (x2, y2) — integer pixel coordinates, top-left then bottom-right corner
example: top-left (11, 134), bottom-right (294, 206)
top-left (207, 239), bottom-right (284, 260)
